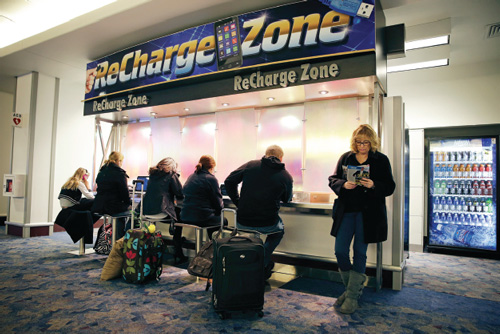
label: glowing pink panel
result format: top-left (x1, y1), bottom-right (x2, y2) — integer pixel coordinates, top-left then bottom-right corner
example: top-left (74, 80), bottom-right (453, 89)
top-left (258, 105), bottom-right (304, 189)
top-left (151, 117), bottom-right (182, 168)
top-left (121, 122), bottom-right (151, 182)
top-left (216, 109), bottom-right (257, 182)
top-left (303, 98), bottom-right (369, 192)
top-left (179, 115), bottom-right (216, 184)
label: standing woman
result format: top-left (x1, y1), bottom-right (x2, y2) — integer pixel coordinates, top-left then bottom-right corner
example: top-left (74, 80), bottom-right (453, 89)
top-left (180, 155), bottom-right (224, 240)
top-left (328, 124), bottom-right (395, 314)
top-left (143, 158), bottom-right (186, 263)
top-left (91, 151), bottom-right (131, 240)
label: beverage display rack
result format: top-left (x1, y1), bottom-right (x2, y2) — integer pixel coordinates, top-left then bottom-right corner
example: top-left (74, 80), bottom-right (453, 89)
top-left (431, 150), bottom-right (494, 227)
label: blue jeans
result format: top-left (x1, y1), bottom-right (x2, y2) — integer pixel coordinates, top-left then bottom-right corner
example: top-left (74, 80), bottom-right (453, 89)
top-left (334, 212), bottom-right (368, 274)
top-left (236, 219), bottom-right (284, 267)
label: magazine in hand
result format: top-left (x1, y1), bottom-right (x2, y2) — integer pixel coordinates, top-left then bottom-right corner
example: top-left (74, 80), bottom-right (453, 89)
top-left (345, 165), bottom-right (370, 185)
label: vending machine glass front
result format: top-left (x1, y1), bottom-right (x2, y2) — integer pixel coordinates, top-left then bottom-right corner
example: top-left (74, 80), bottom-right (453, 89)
top-left (428, 137), bottom-right (497, 251)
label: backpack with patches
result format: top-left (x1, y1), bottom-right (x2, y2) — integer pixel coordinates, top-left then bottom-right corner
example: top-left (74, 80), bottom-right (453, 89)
top-left (122, 228), bottom-right (165, 283)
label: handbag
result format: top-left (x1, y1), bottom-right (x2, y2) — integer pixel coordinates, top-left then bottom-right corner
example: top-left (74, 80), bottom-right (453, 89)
top-left (187, 227), bottom-right (236, 290)
top-left (94, 223), bottom-right (113, 255)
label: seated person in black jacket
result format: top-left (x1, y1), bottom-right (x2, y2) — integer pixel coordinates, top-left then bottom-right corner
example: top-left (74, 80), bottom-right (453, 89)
top-left (91, 151), bottom-right (131, 240)
top-left (180, 155), bottom-right (225, 241)
top-left (224, 145), bottom-right (293, 279)
top-left (143, 157), bottom-right (186, 263)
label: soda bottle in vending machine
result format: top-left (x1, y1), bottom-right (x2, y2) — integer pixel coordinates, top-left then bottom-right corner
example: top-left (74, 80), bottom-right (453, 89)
top-left (463, 151), bottom-right (470, 161)
top-left (456, 151), bottom-right (463, 161)
top-left (433, 196), bottom-right (440, 210)
top-left (485, 198), bottom-right (493, 213)
top-left (465, 164), bottom-right (471, 178)
top-left (459, 197), bottom-right (466, 211)
top-left (471, 180), bottom-right (479, 195)
top-left (472, 164), bottom-right (479, 178)
top-left (452, 164), bottom-right (459, 178)
top-left (485, 163), bottom-right (492, 178)
top-left (479, 180), bottom-right (486, 195)
top-left (440, 196), bottom-right (446, 210)
top-left (434, 164), bottom-right (441, 178)
top-left (458, 163), bottom-right (465, 178)
top-left (479, 164), bottom-right (485, 178)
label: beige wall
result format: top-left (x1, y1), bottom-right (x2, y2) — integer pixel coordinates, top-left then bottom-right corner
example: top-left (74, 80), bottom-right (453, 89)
top-left (0, 91), bottom-right (14, 217)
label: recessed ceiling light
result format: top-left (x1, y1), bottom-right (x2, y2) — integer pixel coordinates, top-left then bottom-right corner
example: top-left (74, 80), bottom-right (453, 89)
top-left (405, 35), bottom-right (449, 51)
top-left (122, 116), bottom-right (128, 119)
top-left (319, 90), bottom-right (329, 95)
top-left (150, 112), bottom-right (157, 116)
top-left (184, 108), bottom-right (190, 111)
top-left (222, 103), bottom-right (229, 107)
top-left (267, 97), bottom-right (275, 101)
top-left (387, 58), bottom-right (449, 73)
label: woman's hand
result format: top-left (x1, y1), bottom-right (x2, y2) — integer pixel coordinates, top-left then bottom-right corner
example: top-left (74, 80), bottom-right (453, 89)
top-left (359, 178), bottom-right (374, 189)
top-left (343, 181), bottom-right (357, 189)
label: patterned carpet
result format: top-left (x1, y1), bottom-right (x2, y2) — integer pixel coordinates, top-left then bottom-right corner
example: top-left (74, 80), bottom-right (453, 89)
top-left (0, 227), bottom-right (499, 333)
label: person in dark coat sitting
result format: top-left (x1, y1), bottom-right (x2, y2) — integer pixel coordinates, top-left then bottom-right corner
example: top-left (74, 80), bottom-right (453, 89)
top-left (91, 151), bottom-right (131, 240)
top-left (143, 157), bottom-right (186, 263)
top-left (180, 155), bottom-right (225, 241)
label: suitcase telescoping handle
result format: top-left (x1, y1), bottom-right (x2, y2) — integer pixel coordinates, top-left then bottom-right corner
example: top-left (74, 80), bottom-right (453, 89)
top-left (132, 179), bottom-right (145, 226)
top-left (221, 208), bottom-right (238, 237)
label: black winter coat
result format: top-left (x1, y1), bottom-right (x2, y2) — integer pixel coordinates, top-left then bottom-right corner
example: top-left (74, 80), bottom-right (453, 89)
top-left (180, 169), bottom-right (223, 223)
top-left (143, 171), bottom-right (183, 220)
top-left (328, 150), bottom-right (395, 243)
top-left (224, 156), bottom-right (293, 227)
top-left (91, 163), bottom-right (131, 214)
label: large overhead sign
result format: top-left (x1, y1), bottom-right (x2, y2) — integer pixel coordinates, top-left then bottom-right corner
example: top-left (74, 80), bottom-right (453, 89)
top-left (84, 0), bottom-right (376, 112)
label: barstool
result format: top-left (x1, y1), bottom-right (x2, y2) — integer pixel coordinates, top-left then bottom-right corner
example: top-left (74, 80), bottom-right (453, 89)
top-left (102, 212), bottom-right (132, 245)
top-left (173, 222), bottom-right (217, 255)
top-left (142, 214), bottom-right (174, 235)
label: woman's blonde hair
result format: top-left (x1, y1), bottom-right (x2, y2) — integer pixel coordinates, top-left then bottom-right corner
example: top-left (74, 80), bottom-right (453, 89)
top-left (350, 124), bottom-right (380, 153)
top-left (149, 157), bottom-right (177, 175)
top-left (103, 151), bottom-right (124, 166)
top-left (62, 168), bottom-right (88, 190)
top-left (195, 155), bottom-right (216, 174)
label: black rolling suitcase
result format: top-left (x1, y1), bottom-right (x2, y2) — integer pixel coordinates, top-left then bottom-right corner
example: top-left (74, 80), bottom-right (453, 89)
top-left (211, 208), bottom-right (266, 319)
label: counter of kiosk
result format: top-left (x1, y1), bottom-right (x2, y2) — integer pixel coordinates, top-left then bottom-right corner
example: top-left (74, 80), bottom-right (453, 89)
top-left (161, 197), bottom-right (400, 290)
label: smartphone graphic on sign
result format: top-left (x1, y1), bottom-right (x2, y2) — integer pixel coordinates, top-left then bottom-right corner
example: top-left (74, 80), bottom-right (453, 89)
top-left (214, 16), bottom-right (242, 71)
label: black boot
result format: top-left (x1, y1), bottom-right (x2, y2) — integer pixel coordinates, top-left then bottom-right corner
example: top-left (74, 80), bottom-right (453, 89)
top-left (173, 230), bottom-right (188, 264)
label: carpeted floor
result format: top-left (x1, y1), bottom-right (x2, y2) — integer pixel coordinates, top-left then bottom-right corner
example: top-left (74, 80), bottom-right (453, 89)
top-left (0, 227), bottom-right (499, 333)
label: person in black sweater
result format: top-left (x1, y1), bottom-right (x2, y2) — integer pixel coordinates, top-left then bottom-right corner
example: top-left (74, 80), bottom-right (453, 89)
top-left (224, 145), bottom-right (293, 279)
top-left (328, 124), bottom-right (395, 314)
top-left (143, 157), bottom-right (185, 263)
top-left (91, 151), bottom-right (131, 240)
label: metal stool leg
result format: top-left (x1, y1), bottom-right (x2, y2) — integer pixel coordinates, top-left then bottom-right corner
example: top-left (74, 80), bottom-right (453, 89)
top-left (195, 228), bottom-right (204, 254)
top-left (111, 217), bottom-right (117, 246)
top-left (79, 237), bottom-right (85, 255)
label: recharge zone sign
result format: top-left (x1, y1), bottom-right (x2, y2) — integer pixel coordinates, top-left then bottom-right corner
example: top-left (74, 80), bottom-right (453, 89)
top-left (84, 0), bottom-right (375, 103)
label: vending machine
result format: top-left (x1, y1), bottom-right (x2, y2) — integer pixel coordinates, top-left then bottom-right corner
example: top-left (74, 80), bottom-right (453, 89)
top-left (425, 125), bottom-right (499, 258)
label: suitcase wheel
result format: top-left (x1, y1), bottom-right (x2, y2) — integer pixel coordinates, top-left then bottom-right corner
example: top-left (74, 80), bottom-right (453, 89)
top-left (218, 311), bottom-right (231, 320)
